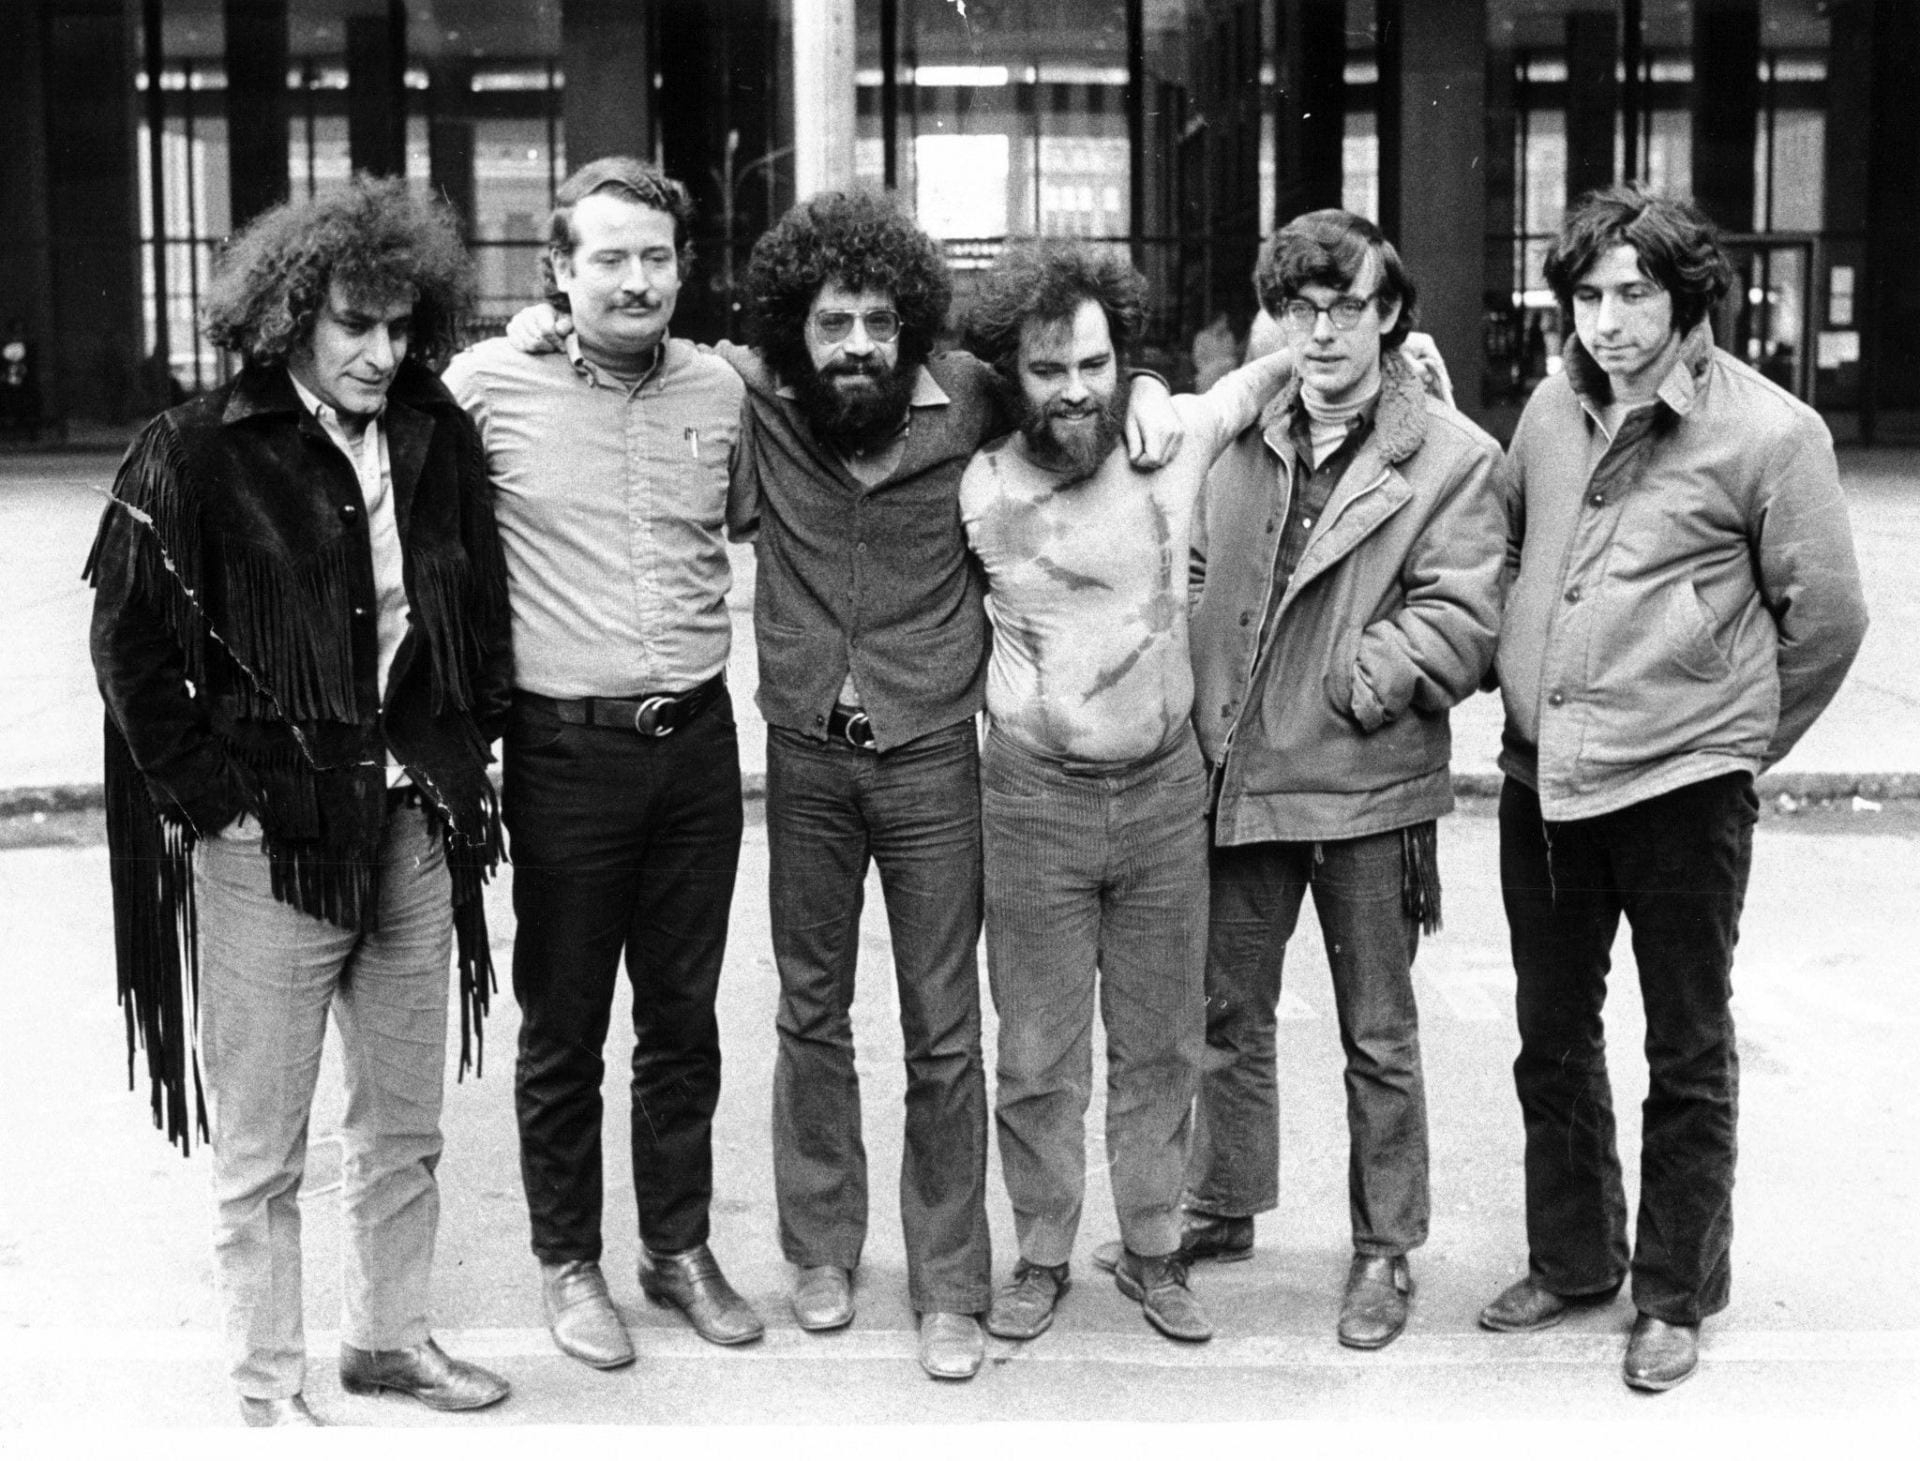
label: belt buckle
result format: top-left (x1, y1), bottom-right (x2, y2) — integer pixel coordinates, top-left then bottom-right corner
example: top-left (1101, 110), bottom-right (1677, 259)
top-left (840, 710), bottom-right (874, 749)
top-left (632, 694), bottom-right (676, 736)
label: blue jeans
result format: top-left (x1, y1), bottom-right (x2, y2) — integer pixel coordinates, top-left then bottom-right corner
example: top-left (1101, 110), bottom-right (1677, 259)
top-left (767, 719), bottom-right (991, 1314)
top-left (504, 687), bottom-right (743, 1260)
top-left (194, 805), bottom-right (451, 1399)
top-left (1499, 772), bottom-right (1755, 1325)
top-left (982, 728), bottom-right (1209, 1266)
top-left (1188, 830), bottom-right (1431, 1256)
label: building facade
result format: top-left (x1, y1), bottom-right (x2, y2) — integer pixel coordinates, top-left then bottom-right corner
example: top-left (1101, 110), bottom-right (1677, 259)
top-left (2, 0), bottom-right (1916, 441)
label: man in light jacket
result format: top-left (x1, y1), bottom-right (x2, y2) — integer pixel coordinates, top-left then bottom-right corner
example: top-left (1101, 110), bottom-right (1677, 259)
top-left (1171, 210), bottom-right (1506, 1350)
top-left (1479, 185), bottom-right (1867, 1393)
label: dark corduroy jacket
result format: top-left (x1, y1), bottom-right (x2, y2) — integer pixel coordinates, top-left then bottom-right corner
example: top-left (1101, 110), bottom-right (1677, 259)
top-left (86, 360), bottom-right (512, 1149)
top-left (724, 345), bottom-right (1004, 752)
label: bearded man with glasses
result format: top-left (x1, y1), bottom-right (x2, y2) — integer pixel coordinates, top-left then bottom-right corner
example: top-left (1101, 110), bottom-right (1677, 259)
top-left (1164, 208), bottom-right (1506, 1350)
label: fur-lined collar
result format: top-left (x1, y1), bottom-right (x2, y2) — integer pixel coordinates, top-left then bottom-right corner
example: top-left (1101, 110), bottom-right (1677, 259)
top-left (1260, 348), bottom-right (1430, 467)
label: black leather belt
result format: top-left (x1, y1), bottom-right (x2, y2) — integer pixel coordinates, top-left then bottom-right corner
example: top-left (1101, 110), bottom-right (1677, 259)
top-left (827, 703), bottom-right (877, 750)
top-left (519, 675), bottom-right (724, 737)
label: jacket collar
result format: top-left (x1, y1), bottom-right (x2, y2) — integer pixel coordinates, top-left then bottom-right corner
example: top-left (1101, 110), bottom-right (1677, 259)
top-left (1260, 348), bottom-right (1430, 468)
top-left (1563, 318), bottom-right (1716, 419)
top-left (222, 357), bottom-right (454, 425)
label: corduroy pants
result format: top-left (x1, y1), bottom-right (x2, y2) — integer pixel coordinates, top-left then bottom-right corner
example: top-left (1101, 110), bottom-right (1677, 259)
top-left (194, 805), bottom-right (451, 1400)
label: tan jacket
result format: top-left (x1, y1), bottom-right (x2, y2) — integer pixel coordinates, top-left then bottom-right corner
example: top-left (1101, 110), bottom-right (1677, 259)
top-left (1190, 353), bottom-right (1506, 845)
top-left (1498, 323), bottom-right (1868, 820)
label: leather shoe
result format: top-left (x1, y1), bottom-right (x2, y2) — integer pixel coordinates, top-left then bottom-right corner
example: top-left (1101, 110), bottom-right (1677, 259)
top-left (791, 1264), bottom-right (855, 1332)
top-left (639, 1242), bottom-right (765, 1346)
top-left (1623, 1313), bottom-right (1700, 1392)
top-left (986, 1260), bottom-right (1069, 1341)
top-left (1114, 1248), bottom-right (1213, 1342)
top-left (1479, 1274), bottom-right (1619, 1333)
top-left (338, 1338), bottom-right (509, 1412)
top-left (1337, 1253), bottom-right (1413, 1350)
top-left (541, 1258), bottom-right (634, 1369)
top-left (1093, 1212), bottom-right (1254, 1273)
top-left (917, 1311), bottom-right (985, 1380)
top-left (238, 1394), bottom-right (321, 1427)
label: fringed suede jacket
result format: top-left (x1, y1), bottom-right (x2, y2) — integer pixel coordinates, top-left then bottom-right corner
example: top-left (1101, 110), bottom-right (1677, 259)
top-left (86, 360), bottom-right (512, 1151)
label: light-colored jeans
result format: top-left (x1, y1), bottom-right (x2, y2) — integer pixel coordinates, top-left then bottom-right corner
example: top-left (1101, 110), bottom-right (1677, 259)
top-left (194, 806), bottom-right (451, 1399)
top-left (982, 727), bottom-right (1210, 1266)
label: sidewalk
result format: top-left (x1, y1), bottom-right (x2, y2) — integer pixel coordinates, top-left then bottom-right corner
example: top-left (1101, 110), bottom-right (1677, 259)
top-left (2, 444), bottom-right (1916, 810)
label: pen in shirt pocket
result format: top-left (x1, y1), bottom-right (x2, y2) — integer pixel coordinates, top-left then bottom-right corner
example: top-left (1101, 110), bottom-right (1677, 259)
top-left (685, 426), bottom-right (700, 459)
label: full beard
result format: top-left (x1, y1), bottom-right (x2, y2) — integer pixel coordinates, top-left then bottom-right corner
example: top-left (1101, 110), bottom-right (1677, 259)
top-left (1021, 376), bottom-right (1129, 485)
top-left (793, 358), bottom-right (920, 455)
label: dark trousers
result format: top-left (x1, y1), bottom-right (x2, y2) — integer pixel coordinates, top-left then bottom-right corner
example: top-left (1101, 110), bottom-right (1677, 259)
top-left (504, 687), bottom-right (743, 1262)
top-left (767, 720), bottom-right (991, 1314)
top-left (1499, 772), bottom-right (1756, 1325)
top-left (1188, 831), bottom-right (1431, 1256)
top-left (982, 728), bottom-right (1209, 1266)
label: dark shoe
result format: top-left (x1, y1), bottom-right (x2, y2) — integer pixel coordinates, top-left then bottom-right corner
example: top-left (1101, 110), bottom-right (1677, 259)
top-left (917, 1311), bottom-right (985, 1380)
top-left (1092, 1212), bottom-right (1254, 1273)
top-left (986, 1260), bottom-right (1070, 1341)
top-left (238, 1394), bottom-right (322, 1427)
top-left (541, 1258), bottom-right (634, 1369)
top-left (338, 1338), bottom-right (510, 1412)
top-left (1338, 1253), bottom-right (1414, 1350)
top-left (639, 1243), bottom-right (765, 1346)
top-left (1624, 1313), bottom-right (1700, 1392)
top-left (790, 1264), bottom-right (855, 1332)
top-left (1479, 1274), bottom-right (1619, 1333)
top-left (1114, 1249), bottom-right (1213, 1342)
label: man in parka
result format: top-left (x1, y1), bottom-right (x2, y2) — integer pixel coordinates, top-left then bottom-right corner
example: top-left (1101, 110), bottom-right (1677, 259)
top-left (1173, 209), bottom-right (1505, 1350)
top-left (1479, 186), bottom-right (1867, 1392)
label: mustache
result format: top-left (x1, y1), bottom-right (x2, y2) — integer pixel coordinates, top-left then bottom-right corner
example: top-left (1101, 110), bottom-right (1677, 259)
top-left (612, 290), bottom-right (664, 309)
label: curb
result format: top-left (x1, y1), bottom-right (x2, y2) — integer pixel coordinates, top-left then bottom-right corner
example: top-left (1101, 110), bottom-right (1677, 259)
top-left (6, 769), bottom-right (1920, 820)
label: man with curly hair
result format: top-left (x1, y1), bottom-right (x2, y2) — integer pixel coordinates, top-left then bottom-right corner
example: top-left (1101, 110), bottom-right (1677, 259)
top-left (87, 176), bottom-right (513, 1425)
top-left (445, 156), bottom-right (763, 1370)
top-left (1480, 186), bottom-right (1866, 1391)
top-left (956, 240), bottom-right (1295, 1347)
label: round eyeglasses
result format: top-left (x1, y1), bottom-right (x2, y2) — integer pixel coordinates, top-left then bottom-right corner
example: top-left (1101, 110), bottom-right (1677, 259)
top-left (1278, 293), bottom-right (1378, 332)
top-left (811, 308), bottom-right (902, 344)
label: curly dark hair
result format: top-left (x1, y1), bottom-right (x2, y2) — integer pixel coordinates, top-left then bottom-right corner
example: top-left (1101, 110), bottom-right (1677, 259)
top-left (542, 155), bottom-right (697, 302)
top-left (962, 238), bottom-right (1147, 387)
top-left (1254, 208), bottom-right (1417, 350)
top-left (1546, 184), bottom-right (1733, 337)
top-left (203, 175), bottom-right (474, 368)
top-left (744, 191), bottom-right (952, 386)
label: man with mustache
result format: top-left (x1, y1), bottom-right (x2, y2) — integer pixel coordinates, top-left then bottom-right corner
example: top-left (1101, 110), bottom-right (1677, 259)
top-left (1115, 209), bottom-right (1504, 1353)
top-left (956, 240), bottom-right (1295, 1345)
top-left (445, 156), bottom-right (764, 1370)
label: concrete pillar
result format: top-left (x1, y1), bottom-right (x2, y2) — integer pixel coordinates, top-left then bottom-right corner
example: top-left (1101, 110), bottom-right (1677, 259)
top-left (427, 59), bottom-right (476, 236)
top-left (44, 0), bottom-right (145, 423)
top-left (1272, 0), bottom-right (1345, 226)
top-left (1374, 0), bottom-right (1402, 240)
top-left (1691, 0), bottom-right (1758, 234)
top-left (1863, 0), bottom-right (1920, 426)
top-left (791, 0), bottom-right (855, 200)
top-left (346, 2), bottom-right (407, 179)
top-left (225, 0), bottom-right (290, 228)
top-left (1564, 7), bottom-right (1616, 204)
top-left (561, 0), bottom-right (653, 167)
top-left (0, 1), bottom-right (54, 411)
top-left (1392, 0), bottom-right (1486, 413)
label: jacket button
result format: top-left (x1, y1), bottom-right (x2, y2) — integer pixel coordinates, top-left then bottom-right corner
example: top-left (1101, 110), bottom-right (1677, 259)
top-left (814, 714), bottom-right (826, 726)
top-left (341, 502), bottom-right (357, 516)
top-left (856, 541), bottom-right (868, 554)
top-left (353, 606), bottom-right (368, 618)
top-left (1265, 520), bottom-right (1276, 533)
top-left (1547, 690), bottom-right (1565, 707)
top-left (1587, 492), bottom-right (1605, 508)
top-left (1564, 586), bottom-right (1582, 604)
top-left (1239, 612), bottom-right (1251, 627)
top-left (1220, 704), bottom-right (1232, 718)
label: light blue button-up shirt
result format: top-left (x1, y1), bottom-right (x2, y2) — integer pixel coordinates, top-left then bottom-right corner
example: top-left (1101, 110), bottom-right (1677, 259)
top-left (445, 333), bottom-right (745, 698)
